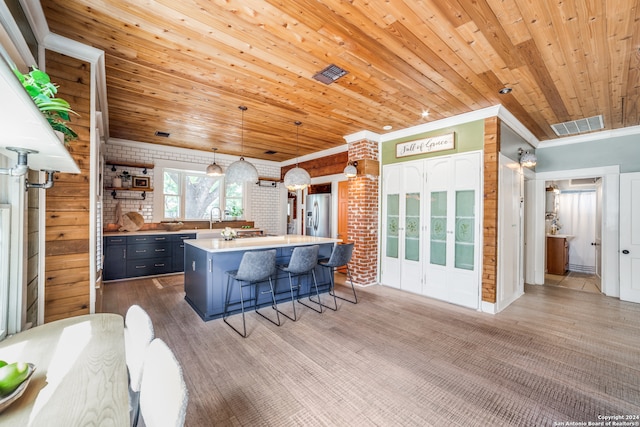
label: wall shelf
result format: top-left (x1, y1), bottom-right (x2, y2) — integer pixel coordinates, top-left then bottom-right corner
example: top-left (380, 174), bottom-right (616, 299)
top-left (106, 160), bottom-right (154, 174)
top-left (108, 188), bottom-right (152, 200)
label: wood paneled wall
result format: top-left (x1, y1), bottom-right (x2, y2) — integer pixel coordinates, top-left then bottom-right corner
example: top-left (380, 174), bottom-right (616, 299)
top-left (280, 152), bottom-right (348, 179)
top-left (482, 117), bottom-right (500, 303)
top-left (44, 51), bottom-right (92, 322)
top-left (26, 170), bottom-right (40, 326)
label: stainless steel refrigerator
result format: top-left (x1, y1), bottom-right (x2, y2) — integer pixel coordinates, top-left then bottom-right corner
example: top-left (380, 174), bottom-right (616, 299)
top-left (305, 193), bottom-right (331, 237)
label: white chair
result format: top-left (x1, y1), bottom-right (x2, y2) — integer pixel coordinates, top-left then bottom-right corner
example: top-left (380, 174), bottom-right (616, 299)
top-left (124, 304), bottom-right (155, 425)
top-left (139, 338), bottom-right (189, 427)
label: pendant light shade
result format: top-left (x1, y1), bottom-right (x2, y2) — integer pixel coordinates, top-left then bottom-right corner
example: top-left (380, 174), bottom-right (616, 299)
top-left (225, 157), bottom-right (259, 183)
top-left (284, 121), bottom-right (311, 191)
top-left (225, 106), bottom-right (259, 183)
top-left (284, 167), bottom-right (311, 191)
top-left (206, 148), bottom-right (224, 176)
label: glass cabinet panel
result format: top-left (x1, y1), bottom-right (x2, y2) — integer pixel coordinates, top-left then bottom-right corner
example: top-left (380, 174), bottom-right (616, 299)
top-left (405, 193), bottom-right (420, 261)
top-left (430, 191), bottom-right (447, 266)
top-left (386, 194), bottom-right (399, 258)
top-left (454, 190), bottom-right (475, 270)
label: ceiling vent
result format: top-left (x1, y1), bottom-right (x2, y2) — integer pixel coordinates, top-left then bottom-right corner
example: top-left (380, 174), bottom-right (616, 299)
top-left (550, 115), bottom-right (604, 136)
top-left (313, 64), bottom-right (348, 84)
top-left (154, 131), bottom-right (170, 137)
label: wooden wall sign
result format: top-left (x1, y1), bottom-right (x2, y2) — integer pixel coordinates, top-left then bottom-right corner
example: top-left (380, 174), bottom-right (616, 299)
top-left (396, 132), bottom-right (455, 158)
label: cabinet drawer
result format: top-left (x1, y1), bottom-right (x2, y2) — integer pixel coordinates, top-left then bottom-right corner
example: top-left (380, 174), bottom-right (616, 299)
top-left (172, 233), bottom-right (196, 242)
top-left (126, 257), bottom-right (172, 277)
top-left (128, 242), bottom-right (172, 259)
top-left (127, 234), bottom-right (171, 244)
top-left (105, 236), bottom-right (127, 245)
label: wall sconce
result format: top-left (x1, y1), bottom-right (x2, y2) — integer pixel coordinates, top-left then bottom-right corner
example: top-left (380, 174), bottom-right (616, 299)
top-left (518, 148), bottom-right (537, 168)
top-left (344, 161), bottom-right (358, 178)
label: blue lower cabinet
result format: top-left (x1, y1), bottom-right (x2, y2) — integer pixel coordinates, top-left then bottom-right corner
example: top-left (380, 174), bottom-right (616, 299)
top-left (126, 256), bottom-right (173, 277)
top-left (103, 233), bottom-right (196, 281)
top-left (172, 234), bottom-right (196, 272)
top-left (103, 237), bottom-right (126, 281)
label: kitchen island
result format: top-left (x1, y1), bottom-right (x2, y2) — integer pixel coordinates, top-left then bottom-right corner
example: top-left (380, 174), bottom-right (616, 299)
top-left (184, 235), bottom-right (340, 321)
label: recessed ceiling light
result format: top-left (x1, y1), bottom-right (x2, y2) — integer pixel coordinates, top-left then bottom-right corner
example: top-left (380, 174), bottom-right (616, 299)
top-left (499, 87), bottom-right (512, 95)
top-left (421, 110), bottom-right (430, 118)
top-left (382, 125), bottom-right (392, 130)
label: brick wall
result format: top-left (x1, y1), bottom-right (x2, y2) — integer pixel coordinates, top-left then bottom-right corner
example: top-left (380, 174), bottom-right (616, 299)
top-left (347, 138), bottom-right (379, 285)
top-left (103, 142), bottom-right (283, 234)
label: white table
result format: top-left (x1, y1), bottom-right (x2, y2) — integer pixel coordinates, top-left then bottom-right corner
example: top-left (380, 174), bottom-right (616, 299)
top-left (0, 314), bottom-right (129, 426)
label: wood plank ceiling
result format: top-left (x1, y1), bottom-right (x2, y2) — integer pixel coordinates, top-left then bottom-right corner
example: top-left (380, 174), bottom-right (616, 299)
top-left (41, 0), bottom-right (640, 162)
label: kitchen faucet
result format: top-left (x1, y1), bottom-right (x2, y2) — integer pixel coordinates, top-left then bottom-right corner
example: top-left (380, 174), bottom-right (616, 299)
top-left (210, 207), bottom-right (222, 229)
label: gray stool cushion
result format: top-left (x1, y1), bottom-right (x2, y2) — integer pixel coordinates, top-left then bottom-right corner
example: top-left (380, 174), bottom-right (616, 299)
top-left (280, 245), bottom-right (319, 274)
top-left (319, 243), bottom-right (354, 268)
top-left (230, 249), bottom-right (276, 282)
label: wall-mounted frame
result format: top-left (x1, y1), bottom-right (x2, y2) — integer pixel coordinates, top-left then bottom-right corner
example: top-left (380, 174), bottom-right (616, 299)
top-left (396, 132), bottom-right (455, 158)
top-left (132, 176), bottom-right (150, 189)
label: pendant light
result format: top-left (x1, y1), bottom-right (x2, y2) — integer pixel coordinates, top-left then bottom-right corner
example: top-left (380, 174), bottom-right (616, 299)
top-left (284, 121), bottom-right (311, 191)
top-left (225, 106), bottom-right (259, 183)
top-left (205, 148), bottom-right (224, 176)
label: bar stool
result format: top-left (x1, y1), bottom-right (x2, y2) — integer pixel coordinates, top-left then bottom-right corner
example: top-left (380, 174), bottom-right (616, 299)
top-left (316, 242), bottom-right (357, 311)
top-left (276, 245), bottom-right (321, 321)
top-left (223, 249), bottom-right (280, 338)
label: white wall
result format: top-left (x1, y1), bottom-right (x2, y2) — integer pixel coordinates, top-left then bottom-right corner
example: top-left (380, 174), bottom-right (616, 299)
top-left (103, 139), bottom-right (284, 235)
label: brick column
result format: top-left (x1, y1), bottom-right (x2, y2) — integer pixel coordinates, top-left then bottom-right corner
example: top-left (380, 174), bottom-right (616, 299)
top-left (347, 138), bottom-right (379, 286)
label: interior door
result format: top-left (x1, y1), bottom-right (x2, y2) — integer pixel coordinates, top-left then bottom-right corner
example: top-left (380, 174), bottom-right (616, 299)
top-left (337, 181), bottom-right (349, 242)
top-left (497, 154), bottom-right (523, 309)
top-left (381, 162), bottom-right (423, 292)
top-left (620, 172), bottom-right (640, 303)
top-left (424, 152), bottom-right (481, 309)
top-left (381, 164), bottom-right (402, 289)
top-left (594, 178), bottom-right (602, 279)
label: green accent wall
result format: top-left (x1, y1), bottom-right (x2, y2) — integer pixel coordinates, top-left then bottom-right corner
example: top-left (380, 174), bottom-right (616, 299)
top-left (381, 120), bottom-right (484, 165)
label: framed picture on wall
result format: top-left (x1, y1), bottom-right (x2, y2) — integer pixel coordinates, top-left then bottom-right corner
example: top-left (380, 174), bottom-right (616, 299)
top-left (132, 176), bottom-right (151, 189)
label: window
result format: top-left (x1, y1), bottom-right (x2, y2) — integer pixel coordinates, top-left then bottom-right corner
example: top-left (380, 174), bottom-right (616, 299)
top-left (225, 182), bottom-right (243, 217)
top-left (161, 168), bottom-right (225, 220)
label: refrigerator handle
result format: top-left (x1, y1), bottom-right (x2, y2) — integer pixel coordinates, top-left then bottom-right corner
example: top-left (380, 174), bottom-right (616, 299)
top-left (313, 201), bottom-right (319, 230)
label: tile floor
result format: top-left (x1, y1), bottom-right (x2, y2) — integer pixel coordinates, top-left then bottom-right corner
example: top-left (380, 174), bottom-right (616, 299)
top-left (544, 271), bottom-right (601, 293)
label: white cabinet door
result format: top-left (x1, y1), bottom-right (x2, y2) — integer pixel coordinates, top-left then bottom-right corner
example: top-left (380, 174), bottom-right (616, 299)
top-left (424, 152), bottom-right (481, 309)
top-left (381, 161), bottom-right (424, 293)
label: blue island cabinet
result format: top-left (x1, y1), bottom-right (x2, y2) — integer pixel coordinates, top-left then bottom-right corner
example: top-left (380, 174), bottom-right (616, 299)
top-left (183, 236), bottom-right (337, 321)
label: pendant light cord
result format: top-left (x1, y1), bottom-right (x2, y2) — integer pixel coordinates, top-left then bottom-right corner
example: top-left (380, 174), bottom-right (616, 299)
top-left (295, 121), bottom-right (301, 167)
top-left (239, 106), bottom-right (247, 160)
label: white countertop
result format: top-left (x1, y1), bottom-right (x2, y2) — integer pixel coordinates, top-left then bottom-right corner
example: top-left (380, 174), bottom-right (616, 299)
top-left (185, 235), bottom-right (340, 253)
top-left (546, 234), bottom-right (574, 239)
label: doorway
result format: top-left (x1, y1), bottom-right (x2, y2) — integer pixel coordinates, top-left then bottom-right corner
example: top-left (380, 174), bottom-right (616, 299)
top-left (532, 165), bottom-right (619, 298)
top-left (543, 178), bottom-right (601, 293)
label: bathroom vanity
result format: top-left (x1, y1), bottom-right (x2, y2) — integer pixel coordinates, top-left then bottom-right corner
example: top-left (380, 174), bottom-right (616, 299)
top-left (547, 235), bottom-right (571, 275)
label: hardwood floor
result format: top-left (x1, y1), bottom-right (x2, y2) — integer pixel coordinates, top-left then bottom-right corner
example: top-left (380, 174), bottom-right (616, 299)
top-left (102, 275), bottom-right (640, 426)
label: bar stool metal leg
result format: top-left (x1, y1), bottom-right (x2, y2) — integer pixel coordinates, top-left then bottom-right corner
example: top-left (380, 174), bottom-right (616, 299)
top-left (254, 277), bottom-right (281, 326)
top-left (223, 274), bottom-right (248, 337)
top-left (297, 269), bottom-right (323, 313)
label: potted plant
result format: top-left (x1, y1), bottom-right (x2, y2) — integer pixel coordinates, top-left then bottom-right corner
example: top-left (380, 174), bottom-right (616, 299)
top-left (228, 206), bottom-right (243, 220)
top-left (13, 66), bottom-right (78, 144)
